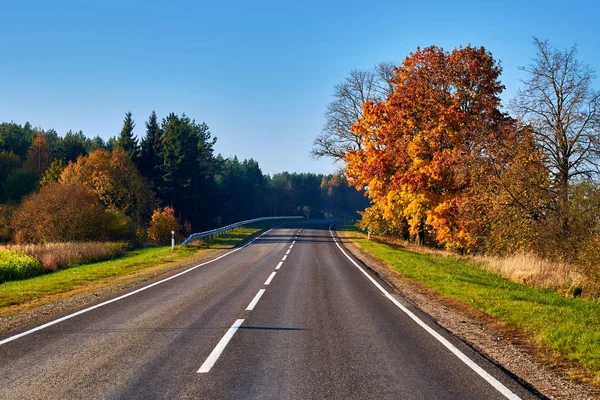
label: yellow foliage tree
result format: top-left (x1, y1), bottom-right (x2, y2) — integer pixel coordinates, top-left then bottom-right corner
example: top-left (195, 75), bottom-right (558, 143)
top-left (147, 206), bottom-right (180, 246)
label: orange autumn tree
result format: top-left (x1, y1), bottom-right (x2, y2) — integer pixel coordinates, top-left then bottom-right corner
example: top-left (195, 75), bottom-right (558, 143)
top-left (346, 45), bottom-right (538, 251)
top-left (60, 149), bottom-right (155, 228)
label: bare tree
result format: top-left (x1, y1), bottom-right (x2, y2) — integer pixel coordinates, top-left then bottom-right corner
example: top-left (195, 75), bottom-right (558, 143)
top-left (312, 62), bottom-right (396, 161)
top-left (511, 38), bottom-right (600, 238)
top-left (511, 38), bottom-right (600, 191)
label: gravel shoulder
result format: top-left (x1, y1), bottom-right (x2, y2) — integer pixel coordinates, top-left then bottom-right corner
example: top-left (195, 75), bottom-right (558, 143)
top-left (335, 227), bottom-right (599, 400)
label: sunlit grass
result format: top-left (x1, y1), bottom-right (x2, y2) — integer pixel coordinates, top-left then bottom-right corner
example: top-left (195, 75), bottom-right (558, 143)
top-left (0, 242), bottom-right (127, 271)
top-left (0, 221), bottom-right (279, 312)
top-left (338, 224), bottom-right (600, 383)
top-left (0, 250), bottom-right (43, 282)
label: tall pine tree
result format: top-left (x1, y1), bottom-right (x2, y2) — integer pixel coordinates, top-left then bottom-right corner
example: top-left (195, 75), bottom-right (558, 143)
top-left (159, 113), bottom-right (216, 229)
top-left (116, 112), bottom-right (139, 161)
top-left (140, 111), bottom-right (162, 189)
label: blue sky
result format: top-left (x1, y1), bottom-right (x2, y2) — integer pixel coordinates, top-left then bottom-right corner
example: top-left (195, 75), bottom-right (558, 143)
top-left (1, 0), bottom-right (598, 175)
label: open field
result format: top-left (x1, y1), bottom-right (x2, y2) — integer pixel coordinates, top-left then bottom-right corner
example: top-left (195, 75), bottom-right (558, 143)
top-left (336, 224), bottom-right (600, 385)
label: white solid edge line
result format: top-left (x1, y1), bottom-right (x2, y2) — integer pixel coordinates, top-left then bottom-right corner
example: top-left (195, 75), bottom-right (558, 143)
top-left (197, 319), bottom-right (245, 373)
top-left (275, 261), bottom-right (284, 270)
top-left (0, 224), bottom-right (287, 347)
top-left (327, 225), bottom-right (521, 400)
top-left (282, 255), bottom-right (287, 261)
top-left (246, 289), bottom-right (266, 311)
top-left (264, 271), bottom-right (277, 285)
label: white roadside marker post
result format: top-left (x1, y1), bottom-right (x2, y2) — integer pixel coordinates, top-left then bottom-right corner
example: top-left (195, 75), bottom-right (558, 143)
top-left (171, 230), bottom-right (175, 250)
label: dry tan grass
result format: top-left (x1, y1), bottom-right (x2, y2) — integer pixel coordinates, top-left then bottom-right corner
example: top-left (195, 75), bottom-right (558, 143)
top-left (472, 253), bottom-right (586, 292)
top-left (360, 231), bottom-right (586, 294)
top-left (0, 242), bottom-right (127, 271)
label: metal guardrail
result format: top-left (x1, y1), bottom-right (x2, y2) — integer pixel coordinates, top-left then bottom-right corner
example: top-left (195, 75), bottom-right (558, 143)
top-left (182, 216), bottom-right (304, 245)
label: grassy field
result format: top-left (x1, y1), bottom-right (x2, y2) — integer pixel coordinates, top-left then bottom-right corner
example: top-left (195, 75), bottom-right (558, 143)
top-left (337, 224), bottom-right (600, 384)
top-left (0, 222), bottom-right (278, 314)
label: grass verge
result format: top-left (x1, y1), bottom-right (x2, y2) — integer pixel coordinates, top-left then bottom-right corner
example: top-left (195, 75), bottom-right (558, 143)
top-left (0, 221), bottom-right (280, 316)
top-left (336, 224), bottom-right (600, 385)
top-left (0, 242), bottom-right (127, 272)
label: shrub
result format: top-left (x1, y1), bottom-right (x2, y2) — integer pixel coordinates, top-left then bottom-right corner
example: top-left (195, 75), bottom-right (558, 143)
top-left (0, 242), bottom-right (127, 271)
top-left (0, 250), bottom-right (43, 282)
top-left (105, 209), bottom-right (136, 242)
top-left (147, 206), bottom-right (180, 245)
top-left (11, 183), bottom-right (108, 244)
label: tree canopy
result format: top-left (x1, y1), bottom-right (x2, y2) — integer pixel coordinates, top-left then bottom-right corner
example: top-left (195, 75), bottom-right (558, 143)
top-left (0, 113), bottom-right (366, 244)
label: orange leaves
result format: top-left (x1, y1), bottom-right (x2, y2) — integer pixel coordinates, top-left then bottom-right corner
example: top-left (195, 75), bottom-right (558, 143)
top-left (147, 206), bottom-right (180, 246)
top-left (60, 149), bottom-right (155, 226)
top-left (346, 45), bottom-right (518, 251)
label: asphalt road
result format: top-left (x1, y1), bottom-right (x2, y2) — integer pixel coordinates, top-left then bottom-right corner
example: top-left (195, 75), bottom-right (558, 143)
top-left (0, 221), bottom-right (537, 399)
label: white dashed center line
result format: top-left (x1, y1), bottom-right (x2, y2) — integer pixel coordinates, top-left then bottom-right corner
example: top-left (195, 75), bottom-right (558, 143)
top-left (246, 289), bottom-right (265, 311)
top-left (196, 225), bottom-right (304, 375)
top-left (197, 319), bottom-right (245, 373)
top-left (264, 271), bottom-right (277, 285)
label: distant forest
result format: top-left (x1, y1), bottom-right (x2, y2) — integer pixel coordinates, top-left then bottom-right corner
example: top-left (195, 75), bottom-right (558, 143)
top-left (0, 114), bottom-right (367, 244)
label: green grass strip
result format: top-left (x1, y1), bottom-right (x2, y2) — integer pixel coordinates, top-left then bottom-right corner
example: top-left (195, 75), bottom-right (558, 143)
top-left (339, 224), bottom-right (600, 381)
top-left (0, 223), bottom-right (275, 310)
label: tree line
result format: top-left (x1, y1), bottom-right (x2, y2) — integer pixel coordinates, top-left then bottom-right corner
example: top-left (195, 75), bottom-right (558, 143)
top-left (0, 113), bottom-right (367, 244)
top-left (313, 39), bottom-right (600, 268)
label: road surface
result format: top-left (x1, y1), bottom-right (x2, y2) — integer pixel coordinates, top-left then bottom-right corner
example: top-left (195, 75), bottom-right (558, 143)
top-left (0, 221), bottom-right (536, 399)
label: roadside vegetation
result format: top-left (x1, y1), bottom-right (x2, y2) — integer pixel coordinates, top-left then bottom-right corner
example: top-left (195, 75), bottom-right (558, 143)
top-left (314, 38), bottom-right (600, 385)
top-left (313, 39), bottom-right (600, 298)
top-left (0, 223), bottom-right (273, 314)
top-left (0, 110), bottom-right (365, 287)
top-left (338, 225), bottom-right (600, 384)
top-left (0, 242), bottom-right (127, 272)
top-left (0, 250), bottom-right (42, 282)
top-left (0, 113), bottom-right (365, 250)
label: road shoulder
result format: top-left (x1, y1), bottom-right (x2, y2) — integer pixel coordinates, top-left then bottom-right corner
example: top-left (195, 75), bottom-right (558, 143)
top-left (334, 226), bottom-right (598, 400)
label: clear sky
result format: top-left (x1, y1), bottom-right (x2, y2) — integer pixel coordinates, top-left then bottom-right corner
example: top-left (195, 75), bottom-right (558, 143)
top-left (1, 0), bottom-right (598, 175)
